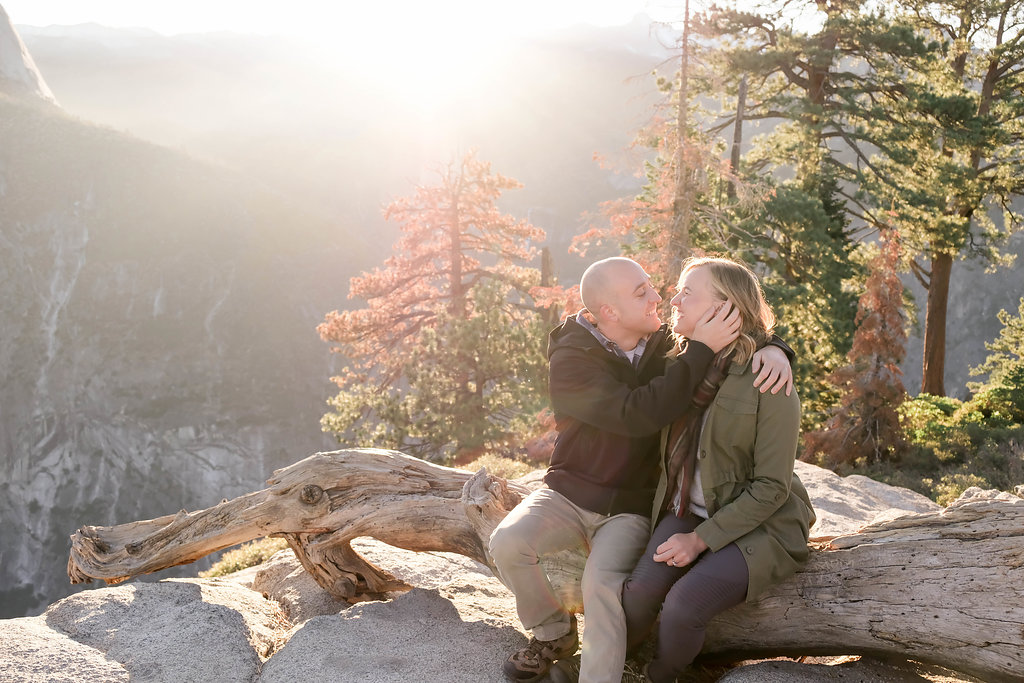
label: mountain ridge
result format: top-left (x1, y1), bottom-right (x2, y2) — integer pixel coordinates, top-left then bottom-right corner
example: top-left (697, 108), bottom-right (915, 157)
top-left (0, 93), bottom-right (367, 617)
top-left (0, 4), bottom-right (56, 103)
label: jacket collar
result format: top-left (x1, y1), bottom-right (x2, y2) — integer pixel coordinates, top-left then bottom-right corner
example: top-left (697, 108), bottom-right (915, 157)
top-left (548, 314), bottom-right (669, 369)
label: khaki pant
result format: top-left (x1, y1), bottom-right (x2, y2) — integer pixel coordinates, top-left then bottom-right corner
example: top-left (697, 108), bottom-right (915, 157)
top-left (489, 488), bottom-right (650, 683)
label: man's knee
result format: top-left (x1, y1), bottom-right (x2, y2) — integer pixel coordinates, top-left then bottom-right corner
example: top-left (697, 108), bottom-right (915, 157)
top-left (489, 515), bottom-right (535, 568)
top-left (488, 524), bottom-right (511, 566)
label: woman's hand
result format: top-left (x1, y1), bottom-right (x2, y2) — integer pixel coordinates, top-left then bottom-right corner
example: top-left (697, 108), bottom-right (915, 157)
top-left (751, 345), bottom-right (793, 396)
top-left (689, 302), bottom-right (740, 353)
top-left (653, 531), bottom-right (708, 568)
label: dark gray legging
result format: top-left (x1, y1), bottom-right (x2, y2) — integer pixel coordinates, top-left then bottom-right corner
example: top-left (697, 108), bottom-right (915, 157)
top-left (621, 511), bottom-right (748, 683)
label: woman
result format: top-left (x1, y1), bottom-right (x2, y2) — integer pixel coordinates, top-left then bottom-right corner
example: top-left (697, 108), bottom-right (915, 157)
top-left (620, 256), bottom-right (816, 683)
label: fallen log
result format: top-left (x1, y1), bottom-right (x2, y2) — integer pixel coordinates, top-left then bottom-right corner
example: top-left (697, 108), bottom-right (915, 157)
top-left (68, 448), bottom-right (1024, 682)
top-left (704, 488), bottom-right (1024, 682)
top-left (68, 449), bottom-right (529, 599)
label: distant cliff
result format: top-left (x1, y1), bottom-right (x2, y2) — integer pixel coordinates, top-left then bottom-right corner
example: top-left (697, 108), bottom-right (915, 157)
top-left (0, 94), bottom-right (370, 617)
top-left (0, 5), bottom-right (56, 104)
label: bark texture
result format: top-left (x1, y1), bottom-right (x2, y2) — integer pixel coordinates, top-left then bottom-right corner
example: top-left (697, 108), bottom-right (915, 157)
top-left (68, 449), bottom-right (1024, 681)
top-left (705, 489), bottom-right (1024, 682)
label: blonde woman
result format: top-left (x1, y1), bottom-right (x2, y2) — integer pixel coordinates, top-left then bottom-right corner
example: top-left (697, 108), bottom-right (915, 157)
top-left (621, 256), bottom-right (816, 682)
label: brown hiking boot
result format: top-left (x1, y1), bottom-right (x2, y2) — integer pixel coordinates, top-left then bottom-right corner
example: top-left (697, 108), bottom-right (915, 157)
top-left (502, 618), bottom-right (579, 682)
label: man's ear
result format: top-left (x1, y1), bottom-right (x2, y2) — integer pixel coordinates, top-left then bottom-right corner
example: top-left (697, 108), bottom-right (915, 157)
top-left (598, 302), bottom-right (618, 323)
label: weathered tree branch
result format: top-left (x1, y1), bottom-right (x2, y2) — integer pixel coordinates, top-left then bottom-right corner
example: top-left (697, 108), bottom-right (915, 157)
top-left (69, 449), bottom-right (530, 599)
top-left (68, 449), bottom-right (1024, 681)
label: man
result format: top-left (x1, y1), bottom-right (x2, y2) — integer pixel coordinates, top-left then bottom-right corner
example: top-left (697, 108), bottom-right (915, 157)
top-left (489, 257), bottom-right (792, 683)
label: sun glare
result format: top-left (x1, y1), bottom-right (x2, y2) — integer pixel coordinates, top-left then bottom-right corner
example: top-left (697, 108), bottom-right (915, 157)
top-left (300, 4), bottom-right (516, 106)
top-left (4, 0), bottom-right (668, 107)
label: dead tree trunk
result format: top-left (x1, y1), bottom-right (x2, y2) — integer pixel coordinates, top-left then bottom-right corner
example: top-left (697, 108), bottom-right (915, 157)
top-left (68, 449), bottom-right (1024, 682)
top-left (68, 449), bottom-right (529, 599)
top-left (704, 489), bottom-right (1024, 682)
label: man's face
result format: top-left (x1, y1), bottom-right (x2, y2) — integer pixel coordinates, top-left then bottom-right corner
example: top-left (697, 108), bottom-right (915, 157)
top-left (670, 265), bottom-right (720, 338)
top-left (608, 263), bottom-right (663, 336)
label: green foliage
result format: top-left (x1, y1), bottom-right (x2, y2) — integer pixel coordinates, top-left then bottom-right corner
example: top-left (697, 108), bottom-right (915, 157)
top-left (859, 428), bottom-right (1024, 506)
top-left (969, 298), bottom-right (1024, 388)
top-left (319, 154), bottom-right (550, 463)
top-left (322, 282), bottom-right (549, 462)
top-left (927, 472), bottom-right (989, 507)
top-left (959, 369), bottom-right (1024, 427)
top-left (898, 393), bottom-right (960, 442)
top-left (199, 537), bottom-right (289, 578)
top-left (901, 389), bottom-right (1024, 454)
top-left (751, 175), bottom-right (861, 430)
top-left (960, 300), bottom-right (1024, 426)
top-left (858, 305), bottom-right (1024, 498)
top-left (856, 390), bottom-right (1024, 504)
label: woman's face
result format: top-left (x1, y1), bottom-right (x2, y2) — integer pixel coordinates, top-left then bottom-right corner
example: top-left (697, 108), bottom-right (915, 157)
top-left (670, 266), bottom-right (722, 338)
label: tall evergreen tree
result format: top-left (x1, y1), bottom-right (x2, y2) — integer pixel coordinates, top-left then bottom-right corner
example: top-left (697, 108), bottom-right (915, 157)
top-left (650, 2), bottom-right (869, 423)
top-left (317, 152), bottom-right (548, 462)
top-left (852, 0), bottom-right (1024, 395)
top-left (691, 0), bottom-right (1024, 401)
top-left (570, 3), bottom-right (869, 426)
top-left (804, 231), bottom-right (909, 466)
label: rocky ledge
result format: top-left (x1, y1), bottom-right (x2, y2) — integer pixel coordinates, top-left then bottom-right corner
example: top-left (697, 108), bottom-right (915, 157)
top-left (0, 462), bottom-right (986, 683)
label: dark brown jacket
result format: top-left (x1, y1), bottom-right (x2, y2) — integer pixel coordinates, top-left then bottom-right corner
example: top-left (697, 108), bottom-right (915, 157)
top-left (544, 314), bottom-right (715, 517)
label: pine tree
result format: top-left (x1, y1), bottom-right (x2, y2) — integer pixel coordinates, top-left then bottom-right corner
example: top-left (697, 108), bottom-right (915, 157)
top-left (804, 231), bottom-right (909, 467)
top-left (567, 42), bottom-right (726, 291)
top-left (581, 2), bottom-right (866, 425)
top-left (317, 151), bottom-right (549, 462)
top-left (966, 297), bottom-right (1024, 423)
top-left (970, 298), bottom-right (1024, 389)
top-left (685, 0), bottom-right (1024, 403)
top-left (843, 0), bottom-right (1024, 395)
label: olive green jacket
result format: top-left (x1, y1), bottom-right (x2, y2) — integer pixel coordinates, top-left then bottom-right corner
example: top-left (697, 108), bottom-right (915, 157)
top-left (651, 357), bottom-right (816, 602)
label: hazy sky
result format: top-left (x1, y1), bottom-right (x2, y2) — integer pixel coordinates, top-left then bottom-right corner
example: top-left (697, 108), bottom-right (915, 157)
top-left (3, 1), bottom-right (688, 37)
top-left (4, 0), bottom-right (689, 102)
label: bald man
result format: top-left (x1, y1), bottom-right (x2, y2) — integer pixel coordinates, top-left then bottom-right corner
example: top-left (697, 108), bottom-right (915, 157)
top-left (489, 257), bottom-right (792, 683)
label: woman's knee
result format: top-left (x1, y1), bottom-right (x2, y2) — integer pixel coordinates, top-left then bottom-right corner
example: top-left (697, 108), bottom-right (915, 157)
top-left (621, 572), bottom-right (658, 608)
top-left (621, 572), bottom-right (669, 622)
top-left (622, 575), bottom-right (664, 647)
top-left (660, 571), bottom-right (746, 631)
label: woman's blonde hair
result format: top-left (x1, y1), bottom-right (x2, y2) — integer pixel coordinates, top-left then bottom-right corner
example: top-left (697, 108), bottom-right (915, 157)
top-left (675, 256), bottom-right (775, 365)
